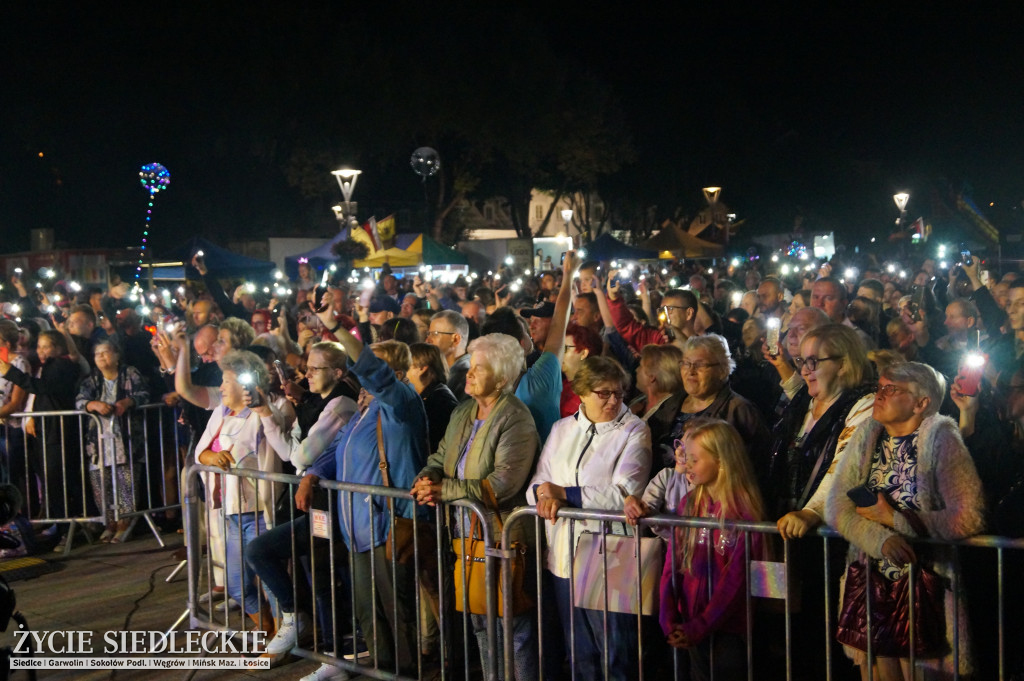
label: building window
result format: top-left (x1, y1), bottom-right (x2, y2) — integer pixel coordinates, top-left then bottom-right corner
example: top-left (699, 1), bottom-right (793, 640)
top-left (484, 206), bottom-right (494, 221)
top-left (535, 205), bottom-right (543, 221)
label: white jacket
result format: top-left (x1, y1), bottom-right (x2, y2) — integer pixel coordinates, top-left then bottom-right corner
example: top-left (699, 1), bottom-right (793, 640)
top-left (526, 403), bottom-right (651, 578)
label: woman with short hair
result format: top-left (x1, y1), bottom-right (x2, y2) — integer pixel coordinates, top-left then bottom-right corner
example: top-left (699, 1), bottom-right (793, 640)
top-left (826, 361), bottom-right (985, 679)
top-left (413, 333), bottom-right (540, 680)
top-left (196, 349), bottom-right (283, 637)
top-left (526, 355), bottom-right (652, 680)
top-left (76, 339), bottom-right (150, 543)
top-left (649, 333), bottom-right (769, 473)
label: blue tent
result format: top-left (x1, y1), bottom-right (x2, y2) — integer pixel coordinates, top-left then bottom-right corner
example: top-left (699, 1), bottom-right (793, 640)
top-left (159, 237), bottom-right (275, 280)
top-left (584, 233), bottom-right (658, 261)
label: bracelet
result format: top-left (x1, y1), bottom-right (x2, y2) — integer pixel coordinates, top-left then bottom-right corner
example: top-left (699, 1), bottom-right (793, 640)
top-left (329, 322), bottom-right (342, 333)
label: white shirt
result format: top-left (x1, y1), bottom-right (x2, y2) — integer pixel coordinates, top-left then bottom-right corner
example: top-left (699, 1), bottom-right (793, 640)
top-left (526, 403), bottom-right (651, 578)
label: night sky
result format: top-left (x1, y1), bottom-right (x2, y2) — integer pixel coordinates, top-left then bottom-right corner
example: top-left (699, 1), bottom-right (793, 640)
top-left (3, 3), bottom-right (1022, 255)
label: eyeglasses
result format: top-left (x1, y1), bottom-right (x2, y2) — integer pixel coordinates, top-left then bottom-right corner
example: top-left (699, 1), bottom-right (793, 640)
top-left (793, 356), bottom-right (841, 372)
top-left (564, 344), bottom-right (576, 352)
top-left (591, 389), bottom-right (624, 401)
top-left (658, 305), bottom-right (688, 315)
top-left (426, 330), bottom-right (456, 338)
top-left (306, 365), bottom-right (332, 374)
top-left (681, 361), bottom-right (719, 372)
top-left (875, 383), bottom-right (911, 398)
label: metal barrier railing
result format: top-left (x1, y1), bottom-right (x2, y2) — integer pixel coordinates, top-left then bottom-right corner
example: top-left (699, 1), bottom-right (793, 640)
top-left (181, 464), bottom-right (500, 681)
top-left (3, 403), bottom-right (182, 553)
top-left (500, 507), bottom-right (1024, 681)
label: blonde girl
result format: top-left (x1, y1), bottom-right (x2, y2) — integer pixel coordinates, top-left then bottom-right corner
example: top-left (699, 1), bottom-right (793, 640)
top-left (659, 417), bottom-right (765, 681)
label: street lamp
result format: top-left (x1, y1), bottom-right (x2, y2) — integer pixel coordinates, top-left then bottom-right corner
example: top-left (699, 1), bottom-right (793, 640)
top-left (561, 208), bottom-right (574, 246)
top-left (893, 192), bottom-right (909, 230)
top-left (331, 168), bottom-right (362, 230)
top-left (702, 186), bottom-right (725, 245)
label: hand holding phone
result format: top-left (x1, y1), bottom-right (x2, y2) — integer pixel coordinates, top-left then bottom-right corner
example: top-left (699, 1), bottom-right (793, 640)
top-left (846, 485), bottom-right (877, 507)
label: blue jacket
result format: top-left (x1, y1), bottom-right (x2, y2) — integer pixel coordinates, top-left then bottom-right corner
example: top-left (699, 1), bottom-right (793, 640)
top-left (309, 345), bottom-right (428, 552)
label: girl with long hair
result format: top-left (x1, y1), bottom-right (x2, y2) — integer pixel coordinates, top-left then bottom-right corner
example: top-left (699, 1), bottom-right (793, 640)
top-left (659, 417), bottom-right (765, 681)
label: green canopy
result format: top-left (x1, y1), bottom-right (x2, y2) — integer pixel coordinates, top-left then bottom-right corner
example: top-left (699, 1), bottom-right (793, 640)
top-left (412, 234), bottom-right (469, 265)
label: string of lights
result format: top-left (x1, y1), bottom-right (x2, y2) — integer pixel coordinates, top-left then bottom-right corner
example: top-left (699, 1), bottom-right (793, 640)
top-left (136, 163), bottom-right (171, 281)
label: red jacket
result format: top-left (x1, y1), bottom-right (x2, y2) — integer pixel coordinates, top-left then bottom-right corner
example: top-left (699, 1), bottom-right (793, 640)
top-left (608, 296), bottom-right (668, 353)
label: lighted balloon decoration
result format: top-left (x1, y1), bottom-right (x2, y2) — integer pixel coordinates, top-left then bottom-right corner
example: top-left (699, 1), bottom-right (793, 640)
top-left (787, 240), bottom-right (807, 259)
top-left (410, 147), bottom-right (440, 180)
top-left (135, 163), bottom-right (171, 281)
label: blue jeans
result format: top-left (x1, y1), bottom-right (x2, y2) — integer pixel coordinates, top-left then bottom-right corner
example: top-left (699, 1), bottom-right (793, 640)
top-left (244, 514), bottom-right (351, 648)
top-left (471, 612), bottom-right (536, 681)
top-left (225, 512), bottom-right (267, 616)
top-left (550, 571), bottom-right (639, 680)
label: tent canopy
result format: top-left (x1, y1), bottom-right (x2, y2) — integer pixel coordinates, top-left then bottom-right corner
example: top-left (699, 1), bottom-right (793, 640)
top-left (159, 237), bottom-right (275, 280)
top-left (412, 235), bottom-right (470, 265)
top-left (640, 224), bottom-right (724, 258)
top-left (284, 230), bottom-right (421, 276)
top-left (583, 233), bottom-right (658, 261)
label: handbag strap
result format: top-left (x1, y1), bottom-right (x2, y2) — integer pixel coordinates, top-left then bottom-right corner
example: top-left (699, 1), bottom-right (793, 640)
top-left (480, 478), bottom-right (504, 534)
top-left (375, 413), bottom-right (391, 488)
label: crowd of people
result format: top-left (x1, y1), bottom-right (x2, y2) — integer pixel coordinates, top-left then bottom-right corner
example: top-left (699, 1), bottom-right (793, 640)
top-left (1, 245), bottom-right (1022, 681)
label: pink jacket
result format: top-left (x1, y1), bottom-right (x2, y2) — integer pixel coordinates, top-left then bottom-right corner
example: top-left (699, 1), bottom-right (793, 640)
top-left (659, 495), bottom-right (763, 644)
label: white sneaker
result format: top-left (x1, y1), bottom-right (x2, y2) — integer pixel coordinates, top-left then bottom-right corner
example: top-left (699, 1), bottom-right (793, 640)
top-left (264, 611), bottom-right (311, 655)
top-left (299, 661), bottom-right (349, 681)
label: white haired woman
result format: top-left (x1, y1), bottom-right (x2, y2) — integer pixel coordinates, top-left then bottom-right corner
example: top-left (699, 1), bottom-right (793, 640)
top-left (826, 361), bottom-right (985, 680)
top-left (413, 333), bottom-right (541, 681)
top-left (196, 349), bottom-right (284, 637)
top-left (526, 355), bottom-right (652, 680)
top-left (650, 334), bottom-right (770, 472)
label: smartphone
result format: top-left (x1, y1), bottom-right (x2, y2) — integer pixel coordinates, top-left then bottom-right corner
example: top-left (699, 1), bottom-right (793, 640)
top-left (194, 250), bottom-right (205, 267)
top-left (560, 252), bottom-right (566, 265)
top-left (238, 372), bottom-right (262, 407)
top-left (273, 359), bottom-right (288, 386)
top-left (846, 485), bottom-right (877, 507)
top-left (0, 347), bottom-right (8, 363)
top-left (766, 317), bottom-right (781, 356)
top-left (312, 285), bottom-right (329, 313)
top-left (960, 243), bottom-right (971, 266)
top-left (958, 352), bottom-right (986, 396)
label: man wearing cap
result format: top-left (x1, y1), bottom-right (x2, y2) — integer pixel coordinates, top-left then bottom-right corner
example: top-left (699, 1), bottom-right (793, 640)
top-left (427, 310), bottom-right (470, 401)
top-left (521, 301), bottom-right (555, 353)
top-left (354, 296), bottom-right (401, 345)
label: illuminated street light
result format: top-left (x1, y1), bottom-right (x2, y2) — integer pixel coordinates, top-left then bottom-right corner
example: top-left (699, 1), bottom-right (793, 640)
top-left (331, 168), bottom-right (362, 231)
top-left (893, 192), bottom-right (910, 231)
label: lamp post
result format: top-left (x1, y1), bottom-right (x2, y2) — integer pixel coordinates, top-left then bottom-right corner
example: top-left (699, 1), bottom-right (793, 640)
top-left (893, 192), bottom-right (909, 230)
top-left (331, 168), bottom-right (362, 231)
top-left (702, 186), bottom-right (725, 245)
top-left (560, 208), bottom-right (574, 244)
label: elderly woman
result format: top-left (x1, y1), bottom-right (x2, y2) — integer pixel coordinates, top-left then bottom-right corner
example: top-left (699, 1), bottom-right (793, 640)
top-left (196, 349), bottom-right (282, 636)
top-left (630, 344), bottom-right (684, 421)
top-left (413, 333), bottom-right (540, 681)
top-left (525, 356), bottom-right (651, 680)
top-left (75, 340), bottom-right (150, 543)
top-left (650, 334), bottom-right (769, 474)
top-left (407, 342), bottom-right (458, 452)
top-left (826, 362), bottom-right (985, 680)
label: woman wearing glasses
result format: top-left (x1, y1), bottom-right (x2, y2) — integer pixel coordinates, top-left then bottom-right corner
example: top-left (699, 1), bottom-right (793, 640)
top-left (771, 324), bottom-right (876, 535)
top-left (826, 362), bottom-right (984, 679)
top-left (767, 323), bottom-right (875, 679)
top-left (526, 355), bottom-right (651, 680)
top-left (649, 334), bottom-right (769, 475)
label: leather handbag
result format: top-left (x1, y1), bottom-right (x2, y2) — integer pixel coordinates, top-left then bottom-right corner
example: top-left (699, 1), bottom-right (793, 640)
top-left (452, 479), bottom-right (532, 616)
top-left (572, 531), bottom-right (663, 615)
top-left (375, 415), bottom-right (435, 565)
top-left (836, 557), bottom-right (948, 658)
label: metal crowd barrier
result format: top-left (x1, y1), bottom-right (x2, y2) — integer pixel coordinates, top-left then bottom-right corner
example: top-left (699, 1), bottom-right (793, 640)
top-left (500, 507), bottom-right (1024, 681)
top-left (181, 464), bottom-right (500, 681)
top-left (3, 404), bottom-right (183, 554)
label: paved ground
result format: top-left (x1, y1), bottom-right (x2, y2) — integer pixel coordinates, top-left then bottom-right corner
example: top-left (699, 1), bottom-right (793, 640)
top-left (0, 527), bottom-right (371, 681)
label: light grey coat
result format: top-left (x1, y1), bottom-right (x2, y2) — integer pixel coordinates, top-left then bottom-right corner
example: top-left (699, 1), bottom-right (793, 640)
top-left (825, 414), bottom-right (985, 674)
